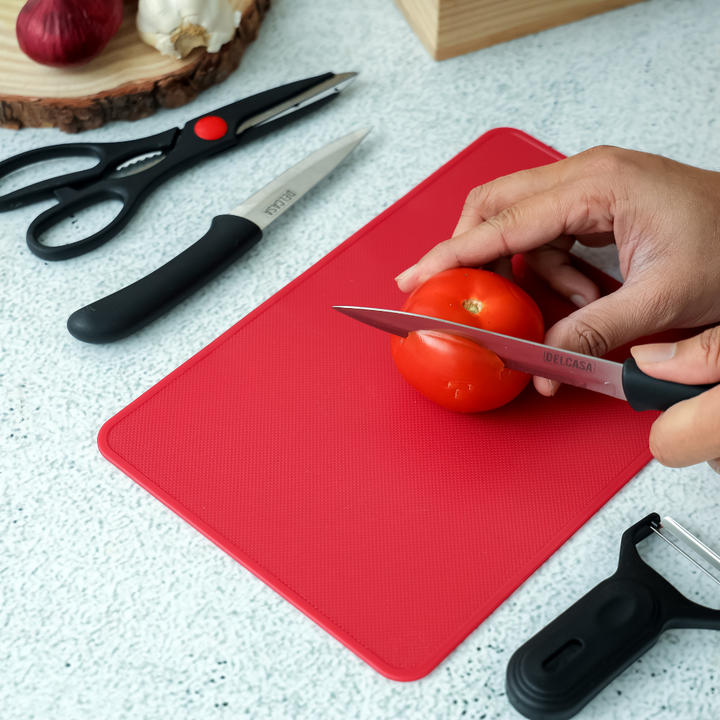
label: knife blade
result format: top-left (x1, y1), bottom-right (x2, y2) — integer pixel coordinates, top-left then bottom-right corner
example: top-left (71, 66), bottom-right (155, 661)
top-left (332, 305), bottom-right (718, 412)
top-left (66, 127), bottom-right (371, 344)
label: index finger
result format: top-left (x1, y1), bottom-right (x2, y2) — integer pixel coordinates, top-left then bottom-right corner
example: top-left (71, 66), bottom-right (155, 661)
top-left (452, 161), bottom-right (565, 238)
top-left (396, 182), bottom-right (616, 292)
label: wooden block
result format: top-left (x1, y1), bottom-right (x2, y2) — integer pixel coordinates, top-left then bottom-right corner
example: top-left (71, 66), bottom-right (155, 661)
top-left (394, 0), bottom-right (648, 61)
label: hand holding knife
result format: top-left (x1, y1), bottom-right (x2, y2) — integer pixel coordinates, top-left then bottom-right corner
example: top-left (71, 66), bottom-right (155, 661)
top-left (333, 306), bottom-right (719, 412)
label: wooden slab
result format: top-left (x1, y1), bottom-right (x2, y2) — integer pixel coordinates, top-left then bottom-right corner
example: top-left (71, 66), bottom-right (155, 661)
top-left (0, 0), bottom-right (269, 133)
top-left (394, 0), bottom-right (648, 61)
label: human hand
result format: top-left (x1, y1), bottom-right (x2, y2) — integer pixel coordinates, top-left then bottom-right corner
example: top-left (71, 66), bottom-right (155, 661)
top-left (395, 146), bottom-right (720, 404)
top-left (631, 328), bottom-right (720, 473)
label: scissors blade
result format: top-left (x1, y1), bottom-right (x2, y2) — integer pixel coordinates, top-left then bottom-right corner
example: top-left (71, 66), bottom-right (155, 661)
top-left (235, 72), bottom-right (357, 136)
top-left (231, 126), bottom-right (370, 230)
top-left (107, 73), bottom-right (358, 181)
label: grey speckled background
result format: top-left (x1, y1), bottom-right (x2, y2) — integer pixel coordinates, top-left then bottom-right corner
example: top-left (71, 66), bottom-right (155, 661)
top-left (2, 0), bottom-right (720, 718)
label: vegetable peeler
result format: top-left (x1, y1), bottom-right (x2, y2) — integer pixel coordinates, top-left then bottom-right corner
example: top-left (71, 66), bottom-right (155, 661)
top-left (506, 513), bottom-right (720, 719)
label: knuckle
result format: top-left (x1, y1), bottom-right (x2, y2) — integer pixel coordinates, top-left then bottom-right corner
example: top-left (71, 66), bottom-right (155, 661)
top-left (698, 326), bottom-right (720, 368)
top-left (580, 144), bottom-right (622, 160)
top-left (576, 145), bottom-right (629, 178)
top-left (483, 207), bottom-right (519, 255)
top-left (465, 184), bottom-right (489, 207)
top-left (547, 186), bottom-right (592, 233)
top-left (566, 319), bottom-right (610, 358)
top-left (464, 183), bottom-right (494, 216)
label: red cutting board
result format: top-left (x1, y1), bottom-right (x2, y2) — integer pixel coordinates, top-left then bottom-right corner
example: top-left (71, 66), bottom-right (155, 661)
top-left (99, 128), bottom-right (667, 681)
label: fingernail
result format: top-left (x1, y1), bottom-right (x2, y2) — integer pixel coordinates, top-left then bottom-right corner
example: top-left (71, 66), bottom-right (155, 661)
top-left (570, 294), bottom-right (588, 308)
top-left (548, 379), bottom-right (559, 395)
top-left (395, 264), bottom-right (416, 284)
top-left (630, 342), bottom-right (677, 364)
top-left (709, 458), bottom-right (720, 475)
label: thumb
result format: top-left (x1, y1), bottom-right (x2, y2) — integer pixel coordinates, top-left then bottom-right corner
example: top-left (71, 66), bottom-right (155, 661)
top-left (536, 282), bottom-right (671, 395)
top-left (630, 326), bottom-right (720, 384)
top-left (642, 384), bottom-right (720, 468)
top-left (631, 327), bottom-right (720, 471)
top-left (630, 326), bottom-right (720, 473)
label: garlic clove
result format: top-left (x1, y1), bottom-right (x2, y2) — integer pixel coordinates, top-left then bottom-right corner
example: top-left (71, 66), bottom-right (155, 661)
top-left (137, 0), bottom-right (242, 59)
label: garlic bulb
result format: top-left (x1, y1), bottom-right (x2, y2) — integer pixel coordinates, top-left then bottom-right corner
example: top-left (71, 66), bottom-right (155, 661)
top-left (137, 0), bottom-right (242, 59)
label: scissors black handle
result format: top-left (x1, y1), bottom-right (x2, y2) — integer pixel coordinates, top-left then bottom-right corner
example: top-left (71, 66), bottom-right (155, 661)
top-left (26, 177), bottom-right (144, 260)
top-left (0, 129), bottom-right (177, 212)
top-left (14, 72), bottom-right (338, 261)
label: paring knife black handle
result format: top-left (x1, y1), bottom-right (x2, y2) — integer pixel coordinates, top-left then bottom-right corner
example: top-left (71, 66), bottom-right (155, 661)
top-left (67, 215), bottom-right (262, 343)
top-left (622, 358), bottom-right (718, 411)
top-left (506, 514), bottom-right (720, 720)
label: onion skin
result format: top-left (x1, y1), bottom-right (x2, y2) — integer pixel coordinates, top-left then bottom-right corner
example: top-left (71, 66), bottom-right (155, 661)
top-left (16, 0), bottom-right (124, 67)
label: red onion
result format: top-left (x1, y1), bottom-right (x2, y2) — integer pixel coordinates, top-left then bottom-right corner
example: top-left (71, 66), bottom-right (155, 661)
top-left (16, 0), bottom-right (124, 67)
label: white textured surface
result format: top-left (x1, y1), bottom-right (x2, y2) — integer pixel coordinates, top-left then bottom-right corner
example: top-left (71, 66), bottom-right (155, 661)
top-left (2, 0), bottom-right (720, 718)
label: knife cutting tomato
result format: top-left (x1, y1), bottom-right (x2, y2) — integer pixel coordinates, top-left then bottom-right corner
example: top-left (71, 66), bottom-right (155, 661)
top-left (390, 268), bottom-right (545, 412)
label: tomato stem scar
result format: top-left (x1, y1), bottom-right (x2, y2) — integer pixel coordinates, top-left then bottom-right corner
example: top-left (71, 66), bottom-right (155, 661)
top-left (462, 299), bottom-right (482, 314)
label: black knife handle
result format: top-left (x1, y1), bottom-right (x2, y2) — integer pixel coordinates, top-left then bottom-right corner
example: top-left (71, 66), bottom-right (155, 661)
top-left (67, 215), bottom-right (262, 343)
top-left (622, 358), bottom-right (718, 411)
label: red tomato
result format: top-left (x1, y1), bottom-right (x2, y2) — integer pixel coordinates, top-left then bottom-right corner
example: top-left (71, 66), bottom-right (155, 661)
top-left (391, 268), bottom-right (545, 412)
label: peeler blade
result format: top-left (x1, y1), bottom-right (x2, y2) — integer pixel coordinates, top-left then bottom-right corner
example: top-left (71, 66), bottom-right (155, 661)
top-left (656, 516), bottom-right (720, 584)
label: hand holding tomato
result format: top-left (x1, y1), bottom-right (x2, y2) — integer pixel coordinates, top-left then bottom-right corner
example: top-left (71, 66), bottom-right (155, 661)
top-left (391, 268), bottom-right (544, 412)
top-left (395, 146), bottom-right (720, 471)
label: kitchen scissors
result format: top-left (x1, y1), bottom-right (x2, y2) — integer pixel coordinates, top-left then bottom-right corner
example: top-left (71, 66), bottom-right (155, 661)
top-left (0, 72), bottom-right (356, 260)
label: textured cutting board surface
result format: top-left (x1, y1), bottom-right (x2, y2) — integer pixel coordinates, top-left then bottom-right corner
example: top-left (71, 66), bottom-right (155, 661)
top-left (99, 128), bottom-right (661, 681)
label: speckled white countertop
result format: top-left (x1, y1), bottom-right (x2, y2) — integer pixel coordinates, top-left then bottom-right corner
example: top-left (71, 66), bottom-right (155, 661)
top-left (2, 0), bottom-right (720, 718)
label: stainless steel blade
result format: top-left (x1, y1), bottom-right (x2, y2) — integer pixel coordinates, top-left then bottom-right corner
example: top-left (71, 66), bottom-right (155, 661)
top-left (236, 72), bottom-right (358, 136)
top-left (661, 517), bottom-right (720, 577)
top-left (231, 127), bottom-right (371, 230)
top-left (109, 74), bottom-right (358, 181)
top-left (333, 306), bottom-right (628, 401)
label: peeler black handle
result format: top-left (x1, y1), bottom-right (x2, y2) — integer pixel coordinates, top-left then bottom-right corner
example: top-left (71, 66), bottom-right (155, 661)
top-left (66, 215), bottom-right (262, 343)
top-left (622, 358), bottom-right (719, 412)
top-left (506, 513), bottom-right (720, 720)
top-left (506, 575), bottom-right (663, 720)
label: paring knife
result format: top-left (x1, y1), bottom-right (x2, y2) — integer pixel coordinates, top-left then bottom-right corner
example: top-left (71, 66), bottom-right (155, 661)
top-left (67, 127), bottom-right (372, 344)
top-left (332, 306), bottom-right (719, 412)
